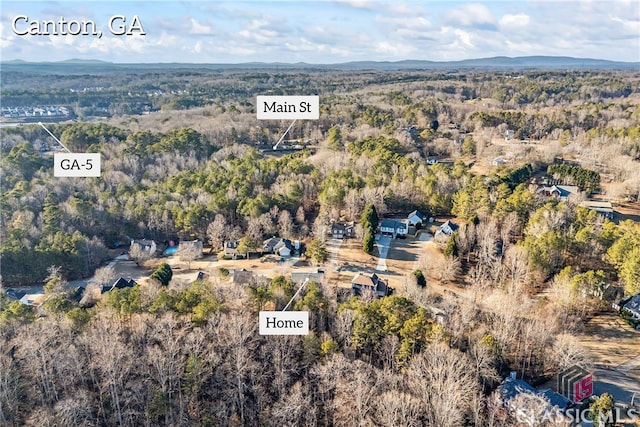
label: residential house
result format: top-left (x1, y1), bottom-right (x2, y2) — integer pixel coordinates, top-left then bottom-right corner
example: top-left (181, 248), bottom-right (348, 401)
top-left (614, 294), bottom-right (640, 325)
top-left (379, 218), bottom-right (408, 238)
top-left (505, 129), bottom-right (515, 140)
top-left (291, 269), bottom-right (325, 285)
top-left (492, 157), bottom-right (508, 166)
top-left (101, 277), bottom-right (136, 294)
top-left (130, 239), bottom-right (157, 256)
top-left (4, 288), bottom-right (26, 301)
top-left (232, 269), bottom-right (255, 286)
top-left (263, 237), bottom-right (293, 256)
top-left (496, 374), bottom-right (572, 416)
top-left (579, 200), bottom-right (614, 219)
top-left (537, 185), bottom-right (580, 202)
top-left (332, 222), bottom-right (355, 239)
top-left (407, 210), bottom-right (427, 227)
top-left (434, 220), bottom-right (459, 239)
top-left (19, 291), bottom-right (45, 306)
top-left (278, 244), bottom-right (292, 257)
top-left (351, 272), bottom-right (390, 297)
top-left (224, 240), bottom-right (240, 258)
top-left (179, 239), bottom-right (203, 258)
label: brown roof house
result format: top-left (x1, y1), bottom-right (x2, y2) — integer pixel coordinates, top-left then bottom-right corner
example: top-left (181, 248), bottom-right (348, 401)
top-left (351, 272), bottom-right (390, 297)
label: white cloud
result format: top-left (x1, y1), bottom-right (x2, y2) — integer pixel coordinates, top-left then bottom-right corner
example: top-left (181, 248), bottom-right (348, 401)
top-left (1, 1), bottom-right (637, 63)
top-left (499, 13), bottom-right (530, 28)
top-left (443, 3), bottom-right (496, 29)
top-left (0, 21), bottom-right (15, 49)
top-left (189, 18), bottom-right (214, 35)
top-left (330, 0), bottom-right (377, 10)
top-left (284, 37), bottom-right (323, 52)
top-left (453, 29), bottom-right (474, 48)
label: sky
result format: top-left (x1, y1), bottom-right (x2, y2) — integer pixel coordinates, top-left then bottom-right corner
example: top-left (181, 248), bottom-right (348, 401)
top-left (1, 1), bottom-right (638, 64)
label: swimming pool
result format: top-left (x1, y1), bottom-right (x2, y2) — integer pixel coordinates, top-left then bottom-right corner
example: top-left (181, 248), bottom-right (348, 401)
top-left (163, 246), bottom-right (178, 255)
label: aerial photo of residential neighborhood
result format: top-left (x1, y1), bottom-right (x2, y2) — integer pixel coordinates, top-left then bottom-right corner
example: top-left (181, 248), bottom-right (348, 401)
top-left (1, 1), bottom-right (639, 426)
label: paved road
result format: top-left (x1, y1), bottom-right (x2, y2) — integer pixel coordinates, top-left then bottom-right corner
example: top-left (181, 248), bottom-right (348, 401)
top-left (593, 367), bottom-right (640, 405)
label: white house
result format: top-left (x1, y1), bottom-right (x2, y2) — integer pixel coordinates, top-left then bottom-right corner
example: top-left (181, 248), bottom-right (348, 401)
top-left (278, 245), bottom-right (291, 257)
top-left (435, 220), bottom-right (459, 239)
top-left (407, 210), bottom-right (427, 226)
top-left (19, 291), bottom-right (45, 306)
top-left (379, 219), bottom-right (408, 238)
top-left (263, 237), bottom-right (293, 256)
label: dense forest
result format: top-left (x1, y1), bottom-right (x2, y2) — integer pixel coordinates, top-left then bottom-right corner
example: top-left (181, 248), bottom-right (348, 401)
top-left (1, 66), bottom-right (640, 425)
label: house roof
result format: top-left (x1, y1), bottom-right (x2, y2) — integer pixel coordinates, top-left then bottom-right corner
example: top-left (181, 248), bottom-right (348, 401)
top-left (622, 294), bottom-right (640, 316)
top-left (19, 291), bottom-right (45, 305)
top-left (579, 200), bottom-right (613, 213)
top-left (263, 237), bottom-right (291, 252)
top-left (539, 388), bottom-right (572, 410)
top-left (113, 277), bottom-right (136, 289)
top-left (497, 377), bottom-right (571, 411)
top-left (351, 272), bottom-right (389, 295)
top-left (332, 222), bottom-right (354, 231)
top-left (232, 268), bottom-right (255, 285)
top-left (352, 272), bottom-right (380, 287)
top-left (291, 269), bottom-right (325, 284)
top-left (263, 237), bottom-right (280, 250)
top-left (497, 377), bottom-right (537, 402)
top-left (408, 210), bottom-right (426, 221)
top-left (538, 185), bottom-right (579, 198)
top-left (4, 288), bottom-right (26, 300)
top-left (436, 220), bottom-right (459, 235)
top-left (132, 239), bottom-right (155, 247)
top-left (380, 219), bottom-right (407, 229)
top-left (179, 239), bottom-right (203, 249)
top-left (101, 277), bottom-right (136, 293)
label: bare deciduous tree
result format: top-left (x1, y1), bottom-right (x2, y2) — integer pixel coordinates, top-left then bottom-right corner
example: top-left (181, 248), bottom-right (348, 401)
top-left (374, 390), bottom-right (421, 427)
top-left (332, 358), bottom-right (378, 427)
top-left (179, 240), bottom-right (202, 271)
top-left (501, 245), bottom-right (531, 294)
top-left (549, 333), bottom-right (592, 374)
top-left (206, 214), bottom-right (228, 251)
top-left (278, 210), bottom-right (294, 239)
top-left (408, 343), bottom-right (481, 427)
top-left (92, 265), bottom-right (116, 287)
top-left (129, 243), bottom-right (151, 266)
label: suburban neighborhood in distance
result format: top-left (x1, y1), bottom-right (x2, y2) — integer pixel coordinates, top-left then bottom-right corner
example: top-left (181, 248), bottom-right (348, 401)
top-left (1, 1), bottom-right (640, 426)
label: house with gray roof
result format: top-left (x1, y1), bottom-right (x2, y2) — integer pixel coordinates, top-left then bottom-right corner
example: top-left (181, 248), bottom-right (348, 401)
top-left (379, 219), bottom-right (408, 238)
top-left (291, 269), bottom-right (325, 284)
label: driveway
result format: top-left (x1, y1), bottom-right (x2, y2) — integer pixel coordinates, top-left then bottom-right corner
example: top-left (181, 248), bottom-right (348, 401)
top-left (375, 234), bottom-right (391, 271)
top-left (326, 238), bottom-right (343, 268)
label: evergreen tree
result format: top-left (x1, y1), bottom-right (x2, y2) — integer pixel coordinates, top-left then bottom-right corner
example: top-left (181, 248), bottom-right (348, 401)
top-left (327, 125), bottom-right (343, 151)
top-left (363, 231), bottom-right (375, 254)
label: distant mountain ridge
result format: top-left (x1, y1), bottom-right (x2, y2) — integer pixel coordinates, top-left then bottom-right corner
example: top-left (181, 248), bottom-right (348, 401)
top-left (1, 56), bottom-right (638, 73)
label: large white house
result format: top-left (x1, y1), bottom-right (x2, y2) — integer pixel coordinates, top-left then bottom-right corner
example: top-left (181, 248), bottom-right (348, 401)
top-left (379, 219), bottom-right (408, 238)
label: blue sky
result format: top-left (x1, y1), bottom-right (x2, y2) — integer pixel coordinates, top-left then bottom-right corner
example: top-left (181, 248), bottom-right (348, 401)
top-left (1, 1), bottom-right (638, 63)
